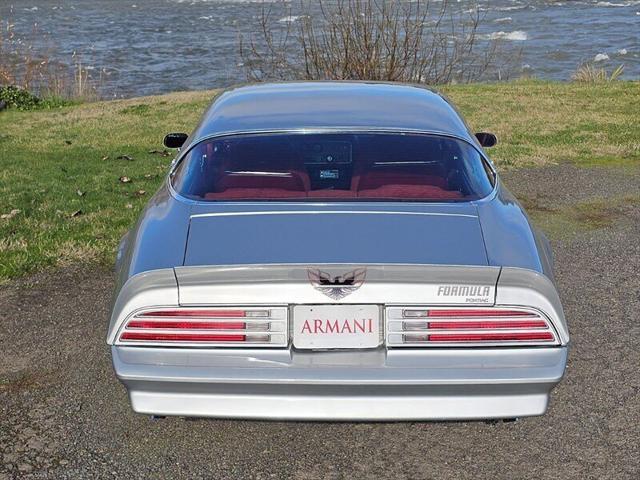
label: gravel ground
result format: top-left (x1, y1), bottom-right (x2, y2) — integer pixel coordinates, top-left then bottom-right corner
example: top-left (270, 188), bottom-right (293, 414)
top-left (1, 165), bottom-right (639, 479)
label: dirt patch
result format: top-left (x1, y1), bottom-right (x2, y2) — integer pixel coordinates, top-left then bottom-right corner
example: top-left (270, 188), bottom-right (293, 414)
top-left (520, 195), bottom-right (636, 238)
top-left (501, 163), bottom-right (640, 208)
top-left (503, 163), bottom-right (640, 240)
top-left (0, 369), bottom-right (57, 394)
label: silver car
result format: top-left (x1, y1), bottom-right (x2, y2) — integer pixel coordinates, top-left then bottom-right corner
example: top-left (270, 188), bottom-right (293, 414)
top-left (108, 82), bottom-right (569, 421)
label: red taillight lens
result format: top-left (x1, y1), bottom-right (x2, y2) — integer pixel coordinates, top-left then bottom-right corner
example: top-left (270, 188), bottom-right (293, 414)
top-left (120, 332), bottom-right (248, 342)
top-left (425, 309), bottom-right (535, 318)
top-left (426, 320), bottom-right (548, 330)
top-left (387, 307), bottom-right (559, 346)
top-left (137, 309), bottom-right (269, 318)
top-left (117, 307), bottom-right (287, 347)
top-left (126, 320), bottom-right (248, 330)
top-left (425, 332), bottom-right (555, 342)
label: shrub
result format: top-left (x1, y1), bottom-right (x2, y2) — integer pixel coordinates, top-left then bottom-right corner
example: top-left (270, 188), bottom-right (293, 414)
top-left (0, 85), bottom-right (41, 110)
top-left (239, 0), bottom-right (518, 84)
top-left (0, 85), bottom-right (72, 111)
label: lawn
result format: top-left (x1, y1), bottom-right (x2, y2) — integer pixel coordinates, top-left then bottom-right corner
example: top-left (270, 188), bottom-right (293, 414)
top-left (0, 81), bottom-right (638, 281)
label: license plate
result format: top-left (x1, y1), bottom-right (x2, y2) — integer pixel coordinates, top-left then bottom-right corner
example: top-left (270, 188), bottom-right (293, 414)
top-left (292, 305), bottom-right (380, 349)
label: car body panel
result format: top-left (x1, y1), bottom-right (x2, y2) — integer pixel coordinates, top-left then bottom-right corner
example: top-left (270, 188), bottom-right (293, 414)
top-left (174, 263), bottom-right (499, 305)
top-left (476, 178), bottom-right (551, 277)
top-left (184, 208), bottom-right (488, 267)
top-left (112, 345), bottom-right (567, 420)
top-left (109, 82), bottom-right (568, 420)
top-left (107, 264), bottom-right (568, 345)
top-left (115, 185), bottom-right (191, 287)
top-left (181, 82), bottom-right (476, 155)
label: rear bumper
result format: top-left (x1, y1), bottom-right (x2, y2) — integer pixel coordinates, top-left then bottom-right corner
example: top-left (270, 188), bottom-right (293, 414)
top-left (112, 346), bottom-right (568, 421)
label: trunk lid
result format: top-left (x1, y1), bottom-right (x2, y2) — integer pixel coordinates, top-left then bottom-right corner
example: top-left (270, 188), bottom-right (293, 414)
top-left (183, 206), bottom-right (488, 267)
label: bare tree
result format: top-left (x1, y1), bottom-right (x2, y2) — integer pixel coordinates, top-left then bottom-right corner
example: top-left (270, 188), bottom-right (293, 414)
top-left (239, 0), bottom-right (516, 85)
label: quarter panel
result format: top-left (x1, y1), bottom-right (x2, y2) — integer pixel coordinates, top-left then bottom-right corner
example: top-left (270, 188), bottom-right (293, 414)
top-left (106, 268), bottom-right (179, 344)
top-left (496, 267), bottom-right (569, 344)
top-left (476, 181), bottom-right (545, 274)
top-left (122, 185), bottom-right (192, 281)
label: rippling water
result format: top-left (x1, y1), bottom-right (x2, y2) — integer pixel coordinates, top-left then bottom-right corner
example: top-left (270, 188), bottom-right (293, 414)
top-left (2, 0), bottom-right (639, 97)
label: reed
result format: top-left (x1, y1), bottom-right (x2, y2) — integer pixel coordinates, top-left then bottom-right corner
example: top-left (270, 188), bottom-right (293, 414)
top-left (0, 18), bottom-right (101, 105)
top-left (572, 63), bottom-right (624, 84)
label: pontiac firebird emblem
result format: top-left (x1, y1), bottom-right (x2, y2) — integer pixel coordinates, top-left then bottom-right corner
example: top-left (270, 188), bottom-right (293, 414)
top-left (307, 268), bottom-right (367, 300)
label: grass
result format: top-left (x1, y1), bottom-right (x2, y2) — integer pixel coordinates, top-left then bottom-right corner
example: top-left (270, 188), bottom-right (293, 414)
top-left (0, 81), bottom-right (639, 281)
top-left (440, 80), bottom-right (639, 168)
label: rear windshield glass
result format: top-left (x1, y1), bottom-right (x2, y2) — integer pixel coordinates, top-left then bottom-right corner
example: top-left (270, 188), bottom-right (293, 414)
top-left (171, 133), bottom-right (494, 202)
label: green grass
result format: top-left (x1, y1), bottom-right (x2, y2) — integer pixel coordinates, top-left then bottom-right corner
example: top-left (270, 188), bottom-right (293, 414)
top-left (0, 81), bottom-right (639, 281)
top-left (440, 80), bottom-right (640, 168)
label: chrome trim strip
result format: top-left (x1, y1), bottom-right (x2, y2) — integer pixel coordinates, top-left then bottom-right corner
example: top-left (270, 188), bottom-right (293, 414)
top-left (189, 210), bottom-right (478, 219)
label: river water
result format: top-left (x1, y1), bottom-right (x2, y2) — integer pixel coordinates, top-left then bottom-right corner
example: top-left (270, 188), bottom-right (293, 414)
top-left (2, 0), bottom-right (638, 97)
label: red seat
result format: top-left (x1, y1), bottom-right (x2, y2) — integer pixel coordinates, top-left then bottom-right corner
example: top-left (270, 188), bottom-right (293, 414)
top-left (204, 188), bottom-right (307, 200)
top-left (307, 189), bottom-right (357, 199)
top-left (358, 171), bottom-right (447, 190)
top-left (357, 184), bottom-right (462, 200)
top-left (216, 170), bottom-right (310, 192)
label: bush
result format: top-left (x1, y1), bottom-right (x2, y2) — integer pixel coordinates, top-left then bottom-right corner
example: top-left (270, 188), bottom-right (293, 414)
top-left (0, 85), bottom-right (71, 111)
top-left (239, 0), bottom-right (518, 84)
top-left (0, 85), bottom-right (41, 110)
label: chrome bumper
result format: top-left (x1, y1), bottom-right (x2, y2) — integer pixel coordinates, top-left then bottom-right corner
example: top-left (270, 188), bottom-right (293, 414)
top-left (112, 346), bottom-right (568, 421)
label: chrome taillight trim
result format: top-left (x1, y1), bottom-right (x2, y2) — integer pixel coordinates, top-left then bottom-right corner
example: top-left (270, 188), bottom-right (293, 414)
top-left (386, 306), bottom-right (561, 347)
top-left (116, 306), bottom-right (288, 347)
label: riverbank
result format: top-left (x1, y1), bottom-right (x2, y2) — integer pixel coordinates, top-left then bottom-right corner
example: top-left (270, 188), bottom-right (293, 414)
top-left (4, 0), bottom-right (639, 97)
top-left (0, 80), bottom-right (638, 281)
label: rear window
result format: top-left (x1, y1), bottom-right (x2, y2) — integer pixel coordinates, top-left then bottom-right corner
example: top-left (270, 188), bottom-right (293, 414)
top-left (170, 133), bottom-right (494, 202)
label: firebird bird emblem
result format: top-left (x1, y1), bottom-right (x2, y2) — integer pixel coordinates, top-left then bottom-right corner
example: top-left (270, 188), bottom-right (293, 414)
top-left (307, 268), bottom-right (367, 300)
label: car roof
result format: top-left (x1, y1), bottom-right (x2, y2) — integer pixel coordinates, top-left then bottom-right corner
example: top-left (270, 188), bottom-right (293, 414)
top-left (187, 82), bottom-right (475, 145)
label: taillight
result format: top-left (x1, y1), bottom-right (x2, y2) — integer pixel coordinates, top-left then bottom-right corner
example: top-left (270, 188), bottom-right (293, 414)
top-left (117, 307), bottom-right (287, 347)
top-left (386, 307), bottom-right (559, 347)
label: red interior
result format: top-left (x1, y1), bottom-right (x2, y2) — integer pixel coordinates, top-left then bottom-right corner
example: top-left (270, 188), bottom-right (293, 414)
top-left (216, 171), bottom-right (310, 192)
top-left (205, 188), bottom-right (306, 200)
top-left (205, 170), bottom-right (461, 200)
top-left (205, 184), bottom-right (461, 200)
top-left (358, 185), bottom-right (462, 199)
top-left (357, 172), bottom-right (448, 190)
top-left (307, 189), bottom-right (357, 198)
top-left (171, 133), bottom-right (495, 202)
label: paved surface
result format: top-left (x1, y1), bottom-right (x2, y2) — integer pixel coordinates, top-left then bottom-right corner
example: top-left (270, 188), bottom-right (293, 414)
top-left (1, 165), bottom-right (639, 479)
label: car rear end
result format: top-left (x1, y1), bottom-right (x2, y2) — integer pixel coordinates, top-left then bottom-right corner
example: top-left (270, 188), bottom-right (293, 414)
top-left (107, 264), bottom-right (569, 421)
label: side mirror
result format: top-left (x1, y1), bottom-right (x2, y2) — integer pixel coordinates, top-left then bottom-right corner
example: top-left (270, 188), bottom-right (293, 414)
top-left (163, 132), bottom-right (188, 149)
top-left (475, 132), bottom-right (497, 148)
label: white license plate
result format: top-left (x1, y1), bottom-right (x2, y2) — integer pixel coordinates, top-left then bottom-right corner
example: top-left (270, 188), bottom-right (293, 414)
top-left (292, 305), bottom-right (380, 349)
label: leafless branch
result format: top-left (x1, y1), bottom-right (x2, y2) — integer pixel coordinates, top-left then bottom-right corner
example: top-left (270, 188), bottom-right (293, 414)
top-left (239, 0), bottom-right (518, 84)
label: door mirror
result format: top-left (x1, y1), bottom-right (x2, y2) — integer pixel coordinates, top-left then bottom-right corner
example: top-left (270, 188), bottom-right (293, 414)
top-left (475, 132), bottom-right (497, 148)
top-left (164, 132), bottom-right (188, 149)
